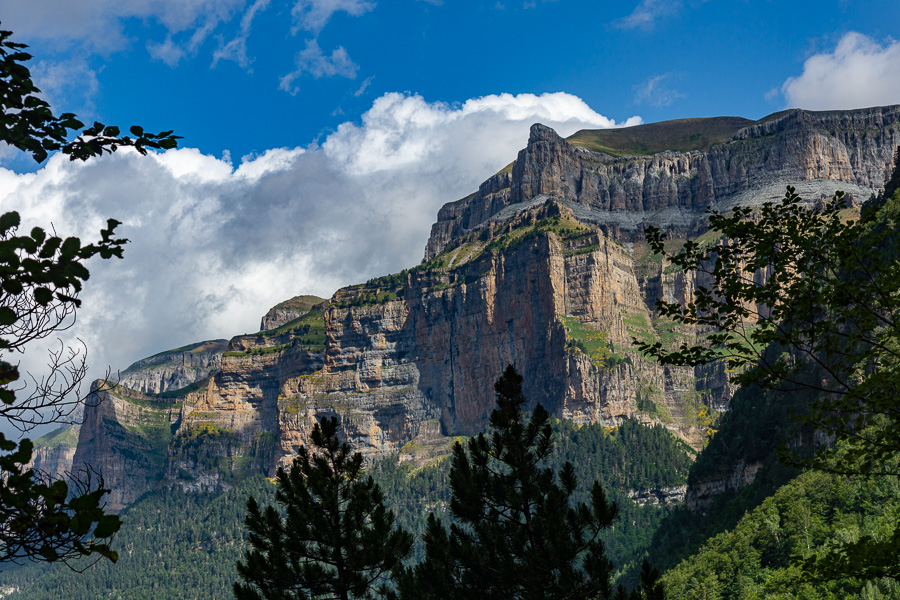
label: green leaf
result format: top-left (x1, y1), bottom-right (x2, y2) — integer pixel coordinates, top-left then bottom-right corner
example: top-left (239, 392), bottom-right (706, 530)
top-left (93, 514), bottom-right (121, 538)
top-left (38, 546), bottom-right (59, 562)
top-left (2, 278), bottom-right (23, 295)
top-left (60, 236), bottom-right (80, 258)
top-left (0, 307), bottom-right (15, 325)
top-left (33, 287), bottom-right (52, 305)
top-left (0, 211), bottom-right (20, 232)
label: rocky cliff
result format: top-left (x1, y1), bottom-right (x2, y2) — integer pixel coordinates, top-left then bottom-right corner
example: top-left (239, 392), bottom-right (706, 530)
top-left (259, 295), bottom-right (326, 331)
top-left (425, 106), bottom-right (900, 257)
top-left (27, 424), bottom-right (80, 480)
top-left (74, 105), bottom-right (900, 508)
top-left (118, 339), bottom-right (228, 395)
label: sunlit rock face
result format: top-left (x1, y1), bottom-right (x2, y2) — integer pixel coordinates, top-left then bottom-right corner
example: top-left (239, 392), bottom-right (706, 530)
top-left (426, 106), bottom-right (900, 256)
top-left (26, 425), bottom-right (80, 481)
top-left (74, 106), bottom-right (900, 507)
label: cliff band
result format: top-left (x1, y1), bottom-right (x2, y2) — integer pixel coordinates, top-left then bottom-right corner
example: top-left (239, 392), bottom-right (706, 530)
top-left (58, 106), bottom-right (900, 509)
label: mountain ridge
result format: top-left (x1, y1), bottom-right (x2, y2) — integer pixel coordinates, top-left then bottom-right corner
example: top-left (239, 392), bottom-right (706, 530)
top-left (55, 104), bottom-right (900, 511)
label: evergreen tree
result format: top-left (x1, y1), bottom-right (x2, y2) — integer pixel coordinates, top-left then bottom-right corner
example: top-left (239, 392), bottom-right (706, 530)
top-left (234, 417), bottom-right (412, 600)
top-left (394, 365), bottom-right (619, 600)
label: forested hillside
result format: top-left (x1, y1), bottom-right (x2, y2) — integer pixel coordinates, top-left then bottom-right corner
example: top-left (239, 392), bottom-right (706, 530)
top-left (0, 420), bottom-right (691, 598)
top-left (663, 468), bottom-right (900, 599)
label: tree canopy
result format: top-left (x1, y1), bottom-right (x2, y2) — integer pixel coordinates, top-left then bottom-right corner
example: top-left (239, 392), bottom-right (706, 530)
top-left (635, 167), bottom-right (900, 581)
top-left (0, 20), bottom-right (179, 565)
top-left (234, 417), bottom-right (412, 600)
top-left (393, 365), bottom-right (622, 600)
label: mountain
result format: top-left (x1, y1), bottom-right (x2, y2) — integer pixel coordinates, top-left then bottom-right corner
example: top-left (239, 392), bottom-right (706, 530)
top-left (117, 339), bottom-right (228, 395)
top-left (258, 294), bottom-right (326, 331)
top-left (61, 105), bottom-right (900, 511)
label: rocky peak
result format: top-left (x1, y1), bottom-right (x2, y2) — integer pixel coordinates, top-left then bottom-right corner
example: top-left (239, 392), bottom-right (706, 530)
top-left (425, 105), bottom-right (900, 259)
top-left (118, 339), bottom-right (227, 395)
top-left (527, 122), bottom-right (567, 145)
top-left (259, 294), bottom-right (326, 331)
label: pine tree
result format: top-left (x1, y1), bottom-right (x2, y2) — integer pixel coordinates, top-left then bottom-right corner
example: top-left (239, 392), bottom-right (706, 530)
top-left (234, 417), bottom-right (412, 600)
top-left (394, 365), bottom-right (619, 600)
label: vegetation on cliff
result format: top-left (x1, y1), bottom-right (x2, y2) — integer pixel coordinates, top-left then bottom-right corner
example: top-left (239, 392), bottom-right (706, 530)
top-left (0, 401), bottom-right (694, 598)
top-left (567, 116), bottom-right (752, 157)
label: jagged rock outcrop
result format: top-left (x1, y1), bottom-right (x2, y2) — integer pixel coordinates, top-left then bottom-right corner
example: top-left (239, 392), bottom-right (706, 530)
top-left (259, 295), bottom-right (326, 331)
top-left (75, 106), bottom-right (900, 507)
top-left (27, 424), bottom-right (80, 480)
top-left (425, 106), bottom-right (900, 258)
top-left (118, 339), bottom-right (227, 394)
top-left (628, 484), bottom-right (688, 506)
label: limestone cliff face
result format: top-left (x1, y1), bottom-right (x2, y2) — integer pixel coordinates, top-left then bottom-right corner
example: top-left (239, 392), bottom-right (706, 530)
top-left (684, 459), bottom-right (762, 512)
top-left (72, 382), bottom-right (183, 510)
top-left (75, 106), bottom-right (900, 507)
top-left (165, 339), bottom-right (324, 491)
top-left (259, 295), bottom-right (326, 331)
top-left (27, 424), bottom-right (80, 480)
top-left (425, 106), bottom-right (900, 258)
top-left (118, 339), bottom-right (227, 394)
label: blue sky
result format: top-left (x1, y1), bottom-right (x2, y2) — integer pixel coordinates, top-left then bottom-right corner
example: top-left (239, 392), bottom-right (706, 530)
top-left (6, 0), bottom-right (900, 163)
top-left (2, 0), bottom-right (900, 387)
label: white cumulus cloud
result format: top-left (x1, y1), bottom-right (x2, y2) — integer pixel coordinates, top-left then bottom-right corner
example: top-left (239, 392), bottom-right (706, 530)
top-left (780, 32), bottom-right (900, 110)
top-left (0, 92), bottom-right (639, 403)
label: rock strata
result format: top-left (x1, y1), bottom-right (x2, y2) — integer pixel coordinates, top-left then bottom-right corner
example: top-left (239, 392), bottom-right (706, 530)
top-left (75, 106), bottom-right (900, 508)
top-left (425, 106), bottom-right (900, 258)
top-left (27, 424), bottom-right (80, 480)
top-left (118, 339), bottom-right (227, 394)
top-left (628, 485), bottom-right (688, 506)
top-left (260, 295), bottom-right (326, 331)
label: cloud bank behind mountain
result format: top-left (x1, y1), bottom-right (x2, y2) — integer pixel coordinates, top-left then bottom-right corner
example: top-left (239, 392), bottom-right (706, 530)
top-left (0, 92), bottom-right (638, 390)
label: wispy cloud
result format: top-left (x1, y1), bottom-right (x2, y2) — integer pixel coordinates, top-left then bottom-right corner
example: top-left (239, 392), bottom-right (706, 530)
top-left (5, 0), bottom-right (374, 82)
top-left (779, 32), bottom-right (900, 110)
top-left (5, 0), bottom-right (245, 59)
top-left (290, 0), bottom-right (376, 34)
top-left (213, 0), bottom-right (272, 69)
top-left (147, 10), bottom-right (236, 67)
top-left (279, 39), bottom-right (359, 95)
top-left (354, 75), bottom-right (374, 97)
top-left (31, 57), bottom-right (100, 116)
top-left (614, 0), bottom-right (681, 30)
top-left (633, 73), bottom-right (684, 107)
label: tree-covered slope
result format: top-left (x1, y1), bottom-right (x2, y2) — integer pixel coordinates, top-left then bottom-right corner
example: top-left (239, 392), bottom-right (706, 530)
top-left (643, 160), bottom-right (900, 596)
top-left (662, 469), bottom-right (900, 600)
top-left (1, 420), bottom-right (692, 599)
